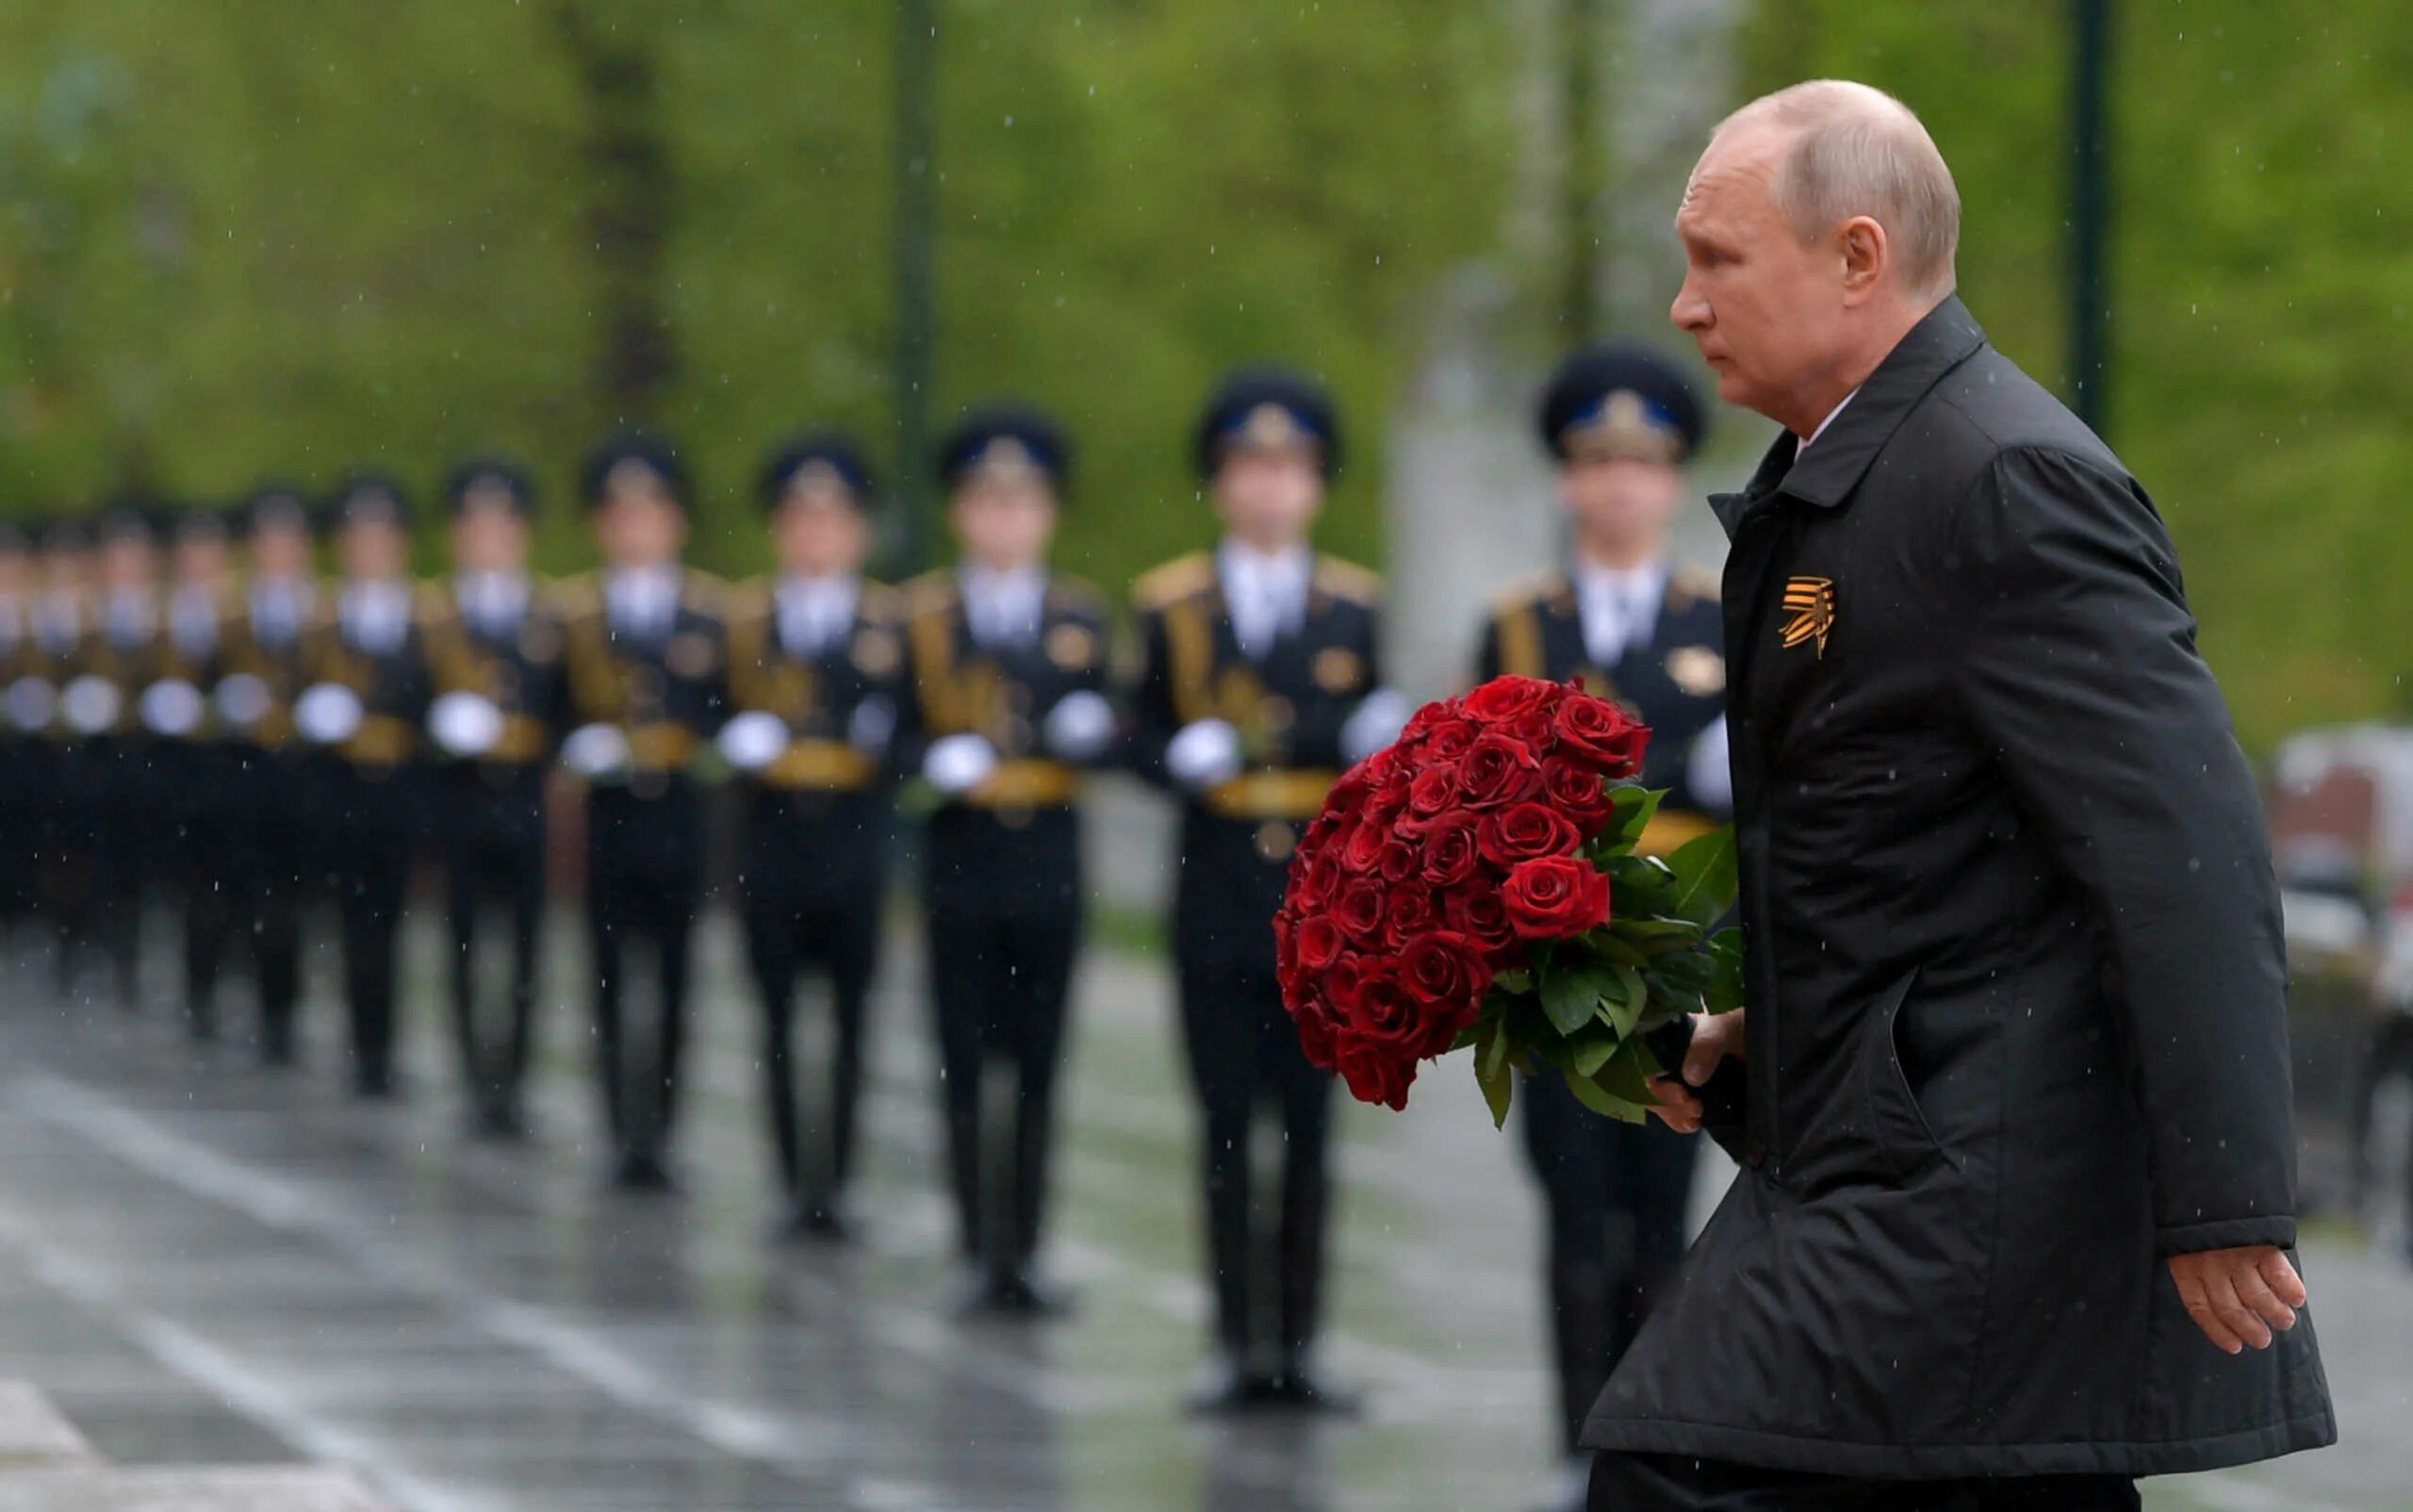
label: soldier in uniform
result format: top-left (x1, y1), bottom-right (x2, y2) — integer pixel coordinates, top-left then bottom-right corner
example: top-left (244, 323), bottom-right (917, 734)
top-left (1130, 368), bottom-right (1406, 1411)
top-left (423, 460), bottom-right (566, 1140)
top-left (32, 517), bottom-right (105, 998)
top-left (294, 475), bottom-right (433, 1097)
top-left (80, 501), bottom-right (169, 1012)
top-left (559, 435), bottom-right (729, 1192)
top-left (0, 521), bottom-right (38, 967)
top-left (1475, 343), bottom-right (1729, 1511)
top-left (722, 436), bottom-right (905, 1239)
top-left (156, 507), bottom-right (238, 1040)
top-left (902, 404), bottom-right (1117, 1312)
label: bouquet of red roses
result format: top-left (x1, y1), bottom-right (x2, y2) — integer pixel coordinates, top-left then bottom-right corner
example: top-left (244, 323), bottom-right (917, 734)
top-left (1273, 675), bottom-right (1741, 1125)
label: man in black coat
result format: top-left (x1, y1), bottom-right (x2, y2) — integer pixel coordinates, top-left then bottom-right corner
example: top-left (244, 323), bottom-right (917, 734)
top-left (423, 460), bottom-right (567, 1140)
top-left (1585, 81), bottom-right (2334, 1509)
top-left (722, 436), bottom-right (905, 1240)
top-left (1131, 369), bottom-right (1405, 1411)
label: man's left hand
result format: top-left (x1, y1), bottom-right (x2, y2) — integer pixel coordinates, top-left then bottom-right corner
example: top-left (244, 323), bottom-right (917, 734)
top-left (2167, 1246), bottom-right (2306, 1355)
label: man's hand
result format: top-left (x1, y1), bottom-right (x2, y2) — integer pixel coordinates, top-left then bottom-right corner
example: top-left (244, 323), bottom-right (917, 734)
top-left (1646, 1009), bottom-right (1745, 1133)
top-left (2168, 1246), bottom-right (2307, 1355)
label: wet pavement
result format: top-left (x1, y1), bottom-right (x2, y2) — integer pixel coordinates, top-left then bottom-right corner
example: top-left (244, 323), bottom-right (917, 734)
top-left (0, 905), bottom-right (2400, 1512)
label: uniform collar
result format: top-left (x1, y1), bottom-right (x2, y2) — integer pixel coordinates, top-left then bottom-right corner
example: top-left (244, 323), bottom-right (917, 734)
top-left (1710, 295), bottom-right (1988, 535)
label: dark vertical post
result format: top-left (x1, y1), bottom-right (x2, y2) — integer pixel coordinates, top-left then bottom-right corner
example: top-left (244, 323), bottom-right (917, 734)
top-left (2069, 0), bottom-right (2112, 437)
top-left (893, 0), bottom-right (939, 573)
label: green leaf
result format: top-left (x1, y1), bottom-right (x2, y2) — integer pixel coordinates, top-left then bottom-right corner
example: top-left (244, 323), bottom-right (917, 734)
top-left (1610, 915), bottom-right (1704, 955)
top-left (1608, 784), bottom-right (1665, 849)
top-left (1474, 1018), bottom-right (1514, 1129)
top-left (1540, 960), bottom-right (1615, 1038)
top-left (1605, 854), bottom-right (1677, 913)
top-left (1481, 1011), bottom-right (1512, 1082)
top-left (1563, 1066), bottom-right (1650, 1124)
top-left (1492, 966), bottom-right (1533, 994)
top-left (1594, 1040), bottom-right (1661, 1109)
top-left (1597, 962), bottom-right (1647, 1037)
top-left (1566, 1022), bottom-right (1619, 1077)
top-left (1663, 826), bottom-right (1740, 928)
top-left (1576, 929), bottom-right (1650, 968)
top-left (1705, 928), bottom-right (1746, 1011)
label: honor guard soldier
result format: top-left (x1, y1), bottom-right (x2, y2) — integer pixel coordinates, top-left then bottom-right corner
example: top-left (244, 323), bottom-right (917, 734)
top-left (902, 404), bottom-right (1117, 1314)
top-left (559, 434), bottom-right (729, 1192)
top-left (722, 436), bottom-right (905, 1240)
top-left (0, 521), bottom-right (39, 963)
top-left (424, 460), bottom-right (566, 1140)
top-left (149, 507), bottom-right (237, 1039)
top-left (79, 501), bottom-right (170, 1012)
top-left (1131, 368), bottom-right (1408, 1412)
top-left (1476, 343), bottom-right (1730, 1511)
top-left (32, 517), bottom-right (104, 998)
top-left (215, 486), bottom-right (323, 1063)
top-left (294, 475), bottom-right (433, 1097)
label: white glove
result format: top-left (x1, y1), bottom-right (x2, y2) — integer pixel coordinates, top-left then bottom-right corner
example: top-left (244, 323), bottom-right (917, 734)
top-left (1166, 717), bottom-right (1243, 790)
top-left (1338, 688), bottom-right (1412, 764)
top-left (922, 732), bottom-right (1000, 796)
top-left (1042, 689), bottom-right (1117, 762)
top-left (561, 722), bottom-right (633, 781)
top-left (140, 679), bottom-right (205, 737)
top-left (61, 675), bottom-right (125, 737)
top-left (292, 683), bottom-right (365, 747)
top-left (717, 709), bottom-right (790, 773)
top-left (5, 677), bottom-right (56, 733)
top-left (429, 690), bottom-right (507, 758)
top-left (213, 673), bottom-right (271, 730)
top-left (847, 696), bottom-right (897, 754)
top-left (1685, 715), bottom-right (1733, 815)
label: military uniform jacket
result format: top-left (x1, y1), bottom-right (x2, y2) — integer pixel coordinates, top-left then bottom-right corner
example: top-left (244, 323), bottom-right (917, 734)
top-left (1131, 551), bottom-right (1385, 971)
top-left (559, 569), bottom-right (731, 781)
top-left (421, 580), bottom-right (571, 771)
top-left (297, 592), bottom-right (435, 775)
top-left (1478, 564), bottom-right (1725, 855)
top-left (1583, 296), bottom-right (2333, 1476)
top-left (217, 600), bottom-right (323, 754)
top-left (726, 578), bottom-right (907, 800)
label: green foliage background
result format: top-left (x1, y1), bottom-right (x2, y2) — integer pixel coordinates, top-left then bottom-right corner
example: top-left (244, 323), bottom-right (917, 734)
top-left (2, 1), bottom-right (2405, 749)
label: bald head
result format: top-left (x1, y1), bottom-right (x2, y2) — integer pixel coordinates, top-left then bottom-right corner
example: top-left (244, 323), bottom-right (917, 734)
top-left (1717, 80), bottom-right (1960, 299)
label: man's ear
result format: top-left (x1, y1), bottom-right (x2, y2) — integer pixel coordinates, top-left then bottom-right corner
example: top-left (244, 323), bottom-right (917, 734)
top-left (1839, 215), bottom-right (1889, 304)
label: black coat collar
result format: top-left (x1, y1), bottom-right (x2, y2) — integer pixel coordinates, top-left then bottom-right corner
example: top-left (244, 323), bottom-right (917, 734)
top-left (1710, 295), bottom-right (1989, 537)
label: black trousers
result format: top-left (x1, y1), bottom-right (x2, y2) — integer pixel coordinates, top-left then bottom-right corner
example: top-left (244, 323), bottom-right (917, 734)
top-left (440, 765), bottom-right (549, 1117)
top-left (325, 764), bottom-right (417, 1093)
top-left (224, 748), bottom-right (311, 1060)
top-left (40, 750), bottom-right (107, 998)
top-left (170, 747), bottom-right (240, 1039)
top-left (585, 782), bottom-right (702, 1165)
top-left (1590, 1454), bottom-right (2138, 1510)
top-left (738, 793), bottom-right (886, 1218)
top-left (1174, 959), bottom-right (1338, 1363)
top-left (1523, 1074), bottom-right (1701, 1456)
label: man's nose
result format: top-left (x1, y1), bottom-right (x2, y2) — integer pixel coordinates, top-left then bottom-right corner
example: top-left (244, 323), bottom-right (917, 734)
top-left (1669, 277), bottom-right (1709, 332)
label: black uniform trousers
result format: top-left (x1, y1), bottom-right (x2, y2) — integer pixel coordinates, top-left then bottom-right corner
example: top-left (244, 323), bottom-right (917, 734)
top-left (165, 741), bottom-right (239, 1039)
top-left (585, 779), bottom-right (703, 1166)
top-left (1174, 814), bottom-right (1338, 1365)
top-left (1523, 1075), bottom-right (1700, 1456)
top-left (737, 790), bottom-right (887, 1220)
top-left (41, 741), bottom-right (108, 998)
top-left (321, 760), bottom-right (419, 1093)
top-left (0, 742), bottom-right (40, 948)
top-left (924, 805), bottom-right (1080, 1279)
top-left (1589, 1453), bottom-right (2138, 1511)
top-left (223, 747), bottom-right (312, 1061)
top-left (438, 764), bottom-right (549, 1120)
top-left (93, 735), bottom-right (161, 1011)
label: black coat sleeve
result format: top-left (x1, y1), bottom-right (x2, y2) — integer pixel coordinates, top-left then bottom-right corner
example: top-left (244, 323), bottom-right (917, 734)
top-left (1126, 603), bottom-right (1180, 789)
top-left (1948, 445), bottom-right (2296, 1257)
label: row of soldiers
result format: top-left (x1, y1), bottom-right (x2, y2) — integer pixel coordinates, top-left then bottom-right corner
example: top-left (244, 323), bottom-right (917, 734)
top-left (0, 349), bottom-right (1725, 1493)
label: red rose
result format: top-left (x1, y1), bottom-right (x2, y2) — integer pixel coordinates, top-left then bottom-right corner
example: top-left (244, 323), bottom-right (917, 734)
top-left (1384, 884), bottom-right (1440, 946)
top-left (1293, 913), bottom-right (1346, 973)
top-left (1348, 966), bottom-right (1422, 1048)
top-left (1340, 818), bottom-right (1388, 876)
top-left (1553, 694), bottom-right (1650, 777)
top-left (1398, 931), bottom-right (1490, 1044)
top-left (1464, 675), bottom-right (1560, 725)
top-left (1541, 755), bottom-right (1617, 834)
top-left (1421, 715), bottom-right (1481, 763)
top-left (1376, 840), bottom-right (1416, 884)
top-left (1405, 763), bottom-right (1460, 819)
top-left (1401, 696), bottom-right (1463, 744)
top-left (1502, 855), bottom-right (1612, 940)
top-left (1292, 849), bottom-right (1342, 908)
top-left (1448, 886), bottom-right (1522, 959)
top-left (1417, 811), bottom-right (1483, 889)
top-left (1334, 879), bottom-right (1387, 943)
top-left (1457, 731), bottom-right (1545, 810)
top-left (1336, 1037), bottom-right (1415, 1110)
top-left (1477, 801), bottom-right (1582, 867)
top-left (1321, 952), bottom-right (1368, 1015)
